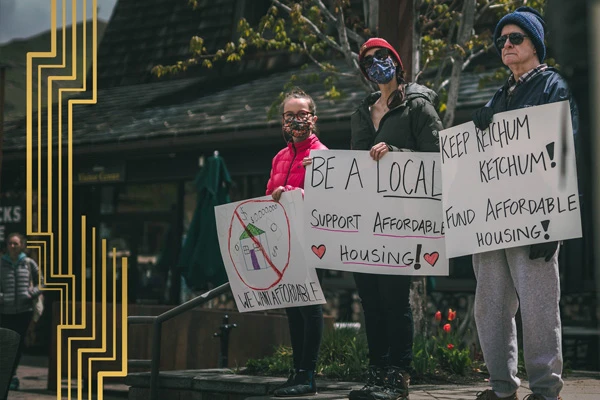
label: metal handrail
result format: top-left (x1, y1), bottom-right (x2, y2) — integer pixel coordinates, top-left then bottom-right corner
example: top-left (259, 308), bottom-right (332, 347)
top-left (127, 282), bottom-right (231, 400)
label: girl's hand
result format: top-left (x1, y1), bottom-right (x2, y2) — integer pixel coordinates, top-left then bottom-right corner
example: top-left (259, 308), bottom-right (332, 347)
top-left (302, 157), bottom-right (313, 167)
top-left (272, 186), bottom-right (285, 202)
top-left (370, 142), bottom-right (390, 161)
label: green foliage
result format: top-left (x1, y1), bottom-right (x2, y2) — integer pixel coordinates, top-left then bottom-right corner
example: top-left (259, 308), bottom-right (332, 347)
top-left (245, 345), bottom-right (294, 376)
top-left (159, 0), bottom-right (547, 124)
top-left (245, 328), bottom-right (369, 381)
top-left (318, 327), bottom-right (369, 380)
top-left (245, 320), bottom-right (477, 381)
top-left (413, 308), bottom-right (473, 377)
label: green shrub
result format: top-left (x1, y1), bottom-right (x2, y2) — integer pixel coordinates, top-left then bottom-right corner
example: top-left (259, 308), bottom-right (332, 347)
top-left (244, 327), bottom-right (368, 381)
top-left (245, 311), bottom-right (475, 381)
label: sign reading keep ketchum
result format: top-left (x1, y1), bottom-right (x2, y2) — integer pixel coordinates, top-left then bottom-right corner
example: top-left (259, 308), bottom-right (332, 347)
top-left (215, 190), bottom-right (325, 312)
top-left (304, 150), bottom-right (448, 276)
top-left (439, 101), bottom-right (582, 258)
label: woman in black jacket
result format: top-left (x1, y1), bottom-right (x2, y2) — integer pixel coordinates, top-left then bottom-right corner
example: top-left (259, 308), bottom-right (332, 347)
top-left (349, 38), bottom-right (442, 400)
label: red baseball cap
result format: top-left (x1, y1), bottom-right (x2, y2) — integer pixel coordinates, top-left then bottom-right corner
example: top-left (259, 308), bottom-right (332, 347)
top-left (358, 38), bottom-right (404, 78)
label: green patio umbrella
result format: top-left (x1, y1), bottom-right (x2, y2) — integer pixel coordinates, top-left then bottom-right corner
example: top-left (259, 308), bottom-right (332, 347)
top-left (179, 152), bottom-right (232, 291)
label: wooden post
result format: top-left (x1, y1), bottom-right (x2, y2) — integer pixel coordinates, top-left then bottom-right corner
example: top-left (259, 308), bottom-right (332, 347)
top-left (378, 0), bottom-right (415, 80)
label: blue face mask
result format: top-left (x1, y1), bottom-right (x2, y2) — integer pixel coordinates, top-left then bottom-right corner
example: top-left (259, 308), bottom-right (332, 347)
top-left (367, 57), bottom-right (396, 84)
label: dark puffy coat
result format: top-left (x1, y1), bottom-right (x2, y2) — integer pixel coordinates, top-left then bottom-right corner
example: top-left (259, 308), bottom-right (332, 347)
top-left (486, 67), bottom-right (579, 139)
top-left (351, 83), bottom-right (442, 152)
top-left (266, 134), bottom-right (328, 195)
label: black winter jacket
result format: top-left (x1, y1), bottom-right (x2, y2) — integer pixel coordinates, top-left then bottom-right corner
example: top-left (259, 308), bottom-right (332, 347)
top-left (350, 83), bottom-right (442, 152)
top-left (486, 67), bottom-right (578, 139)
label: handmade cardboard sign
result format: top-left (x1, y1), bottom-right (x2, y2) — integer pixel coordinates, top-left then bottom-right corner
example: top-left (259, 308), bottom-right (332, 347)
top-left (439, 101), bottom-right (582, 258)
top-left (303, 150), bottom-right (448, 276)
top-left (215, 190), bottom-right (325, 312)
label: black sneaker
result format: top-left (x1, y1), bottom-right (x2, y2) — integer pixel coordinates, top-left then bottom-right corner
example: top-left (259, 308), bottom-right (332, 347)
top-left (349, 366), bottom-right (385, 400)
top-left (369, 367), bottom-right (409, 400)
top-left (272, 371), bottom-right (296, 393)
top-left (274, 370), bottom-right (317, 397)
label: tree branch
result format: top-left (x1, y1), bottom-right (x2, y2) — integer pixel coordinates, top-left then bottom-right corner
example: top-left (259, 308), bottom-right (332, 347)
top-left (272, 0), bottom-right (344, 53)
top-left (313, 0), bottom-right (364, 46)
top-left (302, 42), bottom-right (357, 77)
top-left (475, 0), bottom-right (502, 21)
top-left (462, 43), bottom-right (494, 70)
top-left (421, 0), bottom-right (460, 32)
top-left (334, 4), bottom-right (366, 87)
top-left (414, 57), bottom-right (431, 83)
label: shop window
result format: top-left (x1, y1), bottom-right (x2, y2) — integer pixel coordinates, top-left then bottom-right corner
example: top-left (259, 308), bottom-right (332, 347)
top-left (229, 174), bottom-right (269, 202)
top-left (100, 186), bottom-right (116, 215)
top-left (116, 183), bottom-right (177, 213)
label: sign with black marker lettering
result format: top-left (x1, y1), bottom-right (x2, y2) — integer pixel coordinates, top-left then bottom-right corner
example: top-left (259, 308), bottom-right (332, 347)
top-left (215, 190), bottom-right (325, 312)
top-left (439, 101), bottom-right (582, 257)
top-left (304, 150), bottom-right (448, 276)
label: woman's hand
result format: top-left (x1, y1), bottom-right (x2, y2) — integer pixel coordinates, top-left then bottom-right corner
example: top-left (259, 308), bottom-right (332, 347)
top-left (370, 142), bottom-right (390, 161)
top-left (271, 186), bottom-right (285, 202)
top-left (302, 157), bottom-right (313, 167)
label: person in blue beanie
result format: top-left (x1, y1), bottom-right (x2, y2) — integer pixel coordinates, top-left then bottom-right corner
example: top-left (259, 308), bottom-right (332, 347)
top-left (471, 7), bottom-right (578, 400)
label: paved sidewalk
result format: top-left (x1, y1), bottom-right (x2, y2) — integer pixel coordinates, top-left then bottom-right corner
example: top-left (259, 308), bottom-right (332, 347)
top-left (6, 355), bottom-right (128, 400)
top-left (247, 373), bottom-right (600, 399)
top-left (8, 355), bottom-right (600, 399)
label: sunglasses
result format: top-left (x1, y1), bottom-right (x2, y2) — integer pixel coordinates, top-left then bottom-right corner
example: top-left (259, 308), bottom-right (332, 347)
top-left (360, 48), bottom-right (392, 69)
top-left (282, 111), bottom-right (313, 122)
top-left (496, 32), bottom-right (528, 49)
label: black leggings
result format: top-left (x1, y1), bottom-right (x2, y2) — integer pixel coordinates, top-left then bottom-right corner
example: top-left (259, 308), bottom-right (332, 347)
top-left (0, 311), bottom-right (33, 378)
top-left (285, 269), bottom-right (324, 371)
top-left (353, 273), bottom-right (413, 370)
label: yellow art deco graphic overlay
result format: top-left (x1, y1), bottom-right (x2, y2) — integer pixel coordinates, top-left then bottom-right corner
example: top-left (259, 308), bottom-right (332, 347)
top-left (25, 1), bottom-right (128, 399)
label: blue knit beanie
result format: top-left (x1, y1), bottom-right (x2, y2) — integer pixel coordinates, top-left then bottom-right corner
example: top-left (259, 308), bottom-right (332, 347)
top-left (494, 6), bottom-right (546, 62)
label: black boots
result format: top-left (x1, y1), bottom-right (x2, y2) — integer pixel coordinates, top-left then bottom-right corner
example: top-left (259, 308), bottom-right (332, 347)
top-left (273, 370), bottom-right (297, 392)
top-left (273, 370), bottom-right (317, 397)
top-left (349, 365), bottom-right (386, 400)
top-left (349, 366), bottom-right (409, 400)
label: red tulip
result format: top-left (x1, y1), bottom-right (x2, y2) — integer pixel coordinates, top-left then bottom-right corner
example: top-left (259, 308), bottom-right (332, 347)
top-left (448, 309), bottom-right (457, 321)
top-left (443, 323), bottom-right (451, 333)
top-left (435, 311), bottom-right (442, 321)
top-left (447, 343), bottom-right (454, 350)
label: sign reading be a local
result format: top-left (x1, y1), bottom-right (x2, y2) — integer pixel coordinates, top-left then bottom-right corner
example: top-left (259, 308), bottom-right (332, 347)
top-left (439, 101), bottom-right (582, 258)
top-left (304, 150), bottom-right (448, 276)
top-left (215, 190), bottom-right (325, 312)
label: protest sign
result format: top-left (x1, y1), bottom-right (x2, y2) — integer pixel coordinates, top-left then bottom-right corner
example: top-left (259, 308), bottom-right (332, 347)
top-left (304, 150), bottom-right (448, 276)
top-left (439, 101), bottom-right (581, 258)
top-left (215, 190), bottom-right (325, 312)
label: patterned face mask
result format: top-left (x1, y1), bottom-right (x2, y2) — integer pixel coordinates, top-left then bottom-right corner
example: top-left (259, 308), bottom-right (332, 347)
top-left (367, 57), bottom-right (396, 84)
top-left (283, 118), bottom-right (313, 139)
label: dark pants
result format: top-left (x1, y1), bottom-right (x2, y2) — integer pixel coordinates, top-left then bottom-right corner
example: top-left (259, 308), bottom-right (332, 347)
top-left (353, 273), bottom-right (413, 370)
top-left (285, 269), bottom-right (324, 371)
top-left (0, 311), bottom-right (33, 378)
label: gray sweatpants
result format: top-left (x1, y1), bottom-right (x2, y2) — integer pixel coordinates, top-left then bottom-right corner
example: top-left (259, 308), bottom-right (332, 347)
top-left (473, 245), bottom-right (563, 398)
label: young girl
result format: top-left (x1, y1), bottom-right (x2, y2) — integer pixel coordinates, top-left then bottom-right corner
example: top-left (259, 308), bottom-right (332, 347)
top-left (266, 88), bottom-right (327, 397)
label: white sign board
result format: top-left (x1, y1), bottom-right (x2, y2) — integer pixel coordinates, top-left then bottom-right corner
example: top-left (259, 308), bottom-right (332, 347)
top-left (439, 101), bottom-right (582, 258)
top-left (215, 190), bottom-right (325, 312)
top-left (303, 150), bottom-right (448, 276)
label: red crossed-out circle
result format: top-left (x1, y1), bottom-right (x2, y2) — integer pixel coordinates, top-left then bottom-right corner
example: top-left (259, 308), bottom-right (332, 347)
top-left (228, 199), bottom-right (291, 290)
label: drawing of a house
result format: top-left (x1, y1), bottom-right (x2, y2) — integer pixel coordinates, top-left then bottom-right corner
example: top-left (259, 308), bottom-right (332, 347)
top-left (239, 224), bottom-right (271, 271)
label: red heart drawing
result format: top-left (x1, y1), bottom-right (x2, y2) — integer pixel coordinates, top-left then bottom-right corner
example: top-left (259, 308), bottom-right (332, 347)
top-left (311, 244), bottom-right (326, 259)
top-left (424, 252), bottom-right (439, 267)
